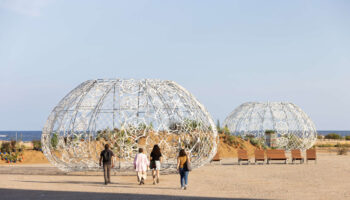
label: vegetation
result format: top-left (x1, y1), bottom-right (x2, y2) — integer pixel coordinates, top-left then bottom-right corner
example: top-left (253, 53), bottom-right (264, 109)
top-left (265, 130), bottom-right (276, 134)
top-left (324, 133), bottom-right (342, 140)
top-left (0, 142), bottom-right (11, 153)
top-left (336, 144), bottom-right (348, 155)
top-left (316, 144), bottom-right (336, 148)
top-left (317, 135), bottom-right (324, 139)
top-left (315, 143), bottom-right (350, 148)
top-left (0, 140), bottom-right (23, 153)
top-left (249, 137), bottom-right (268, 149)
top-left (345, 136), bottom-right (350, 141)
top-left (32, 140), bottom-right (42, 151)
top-left (334, 143), bottom-right (350, 148)
top-left (51, 133), bottom-right (58, 149)
top-left (216, 119), bottom-right (220, 132)
top-left (0, 141), bottom-right (24, 163)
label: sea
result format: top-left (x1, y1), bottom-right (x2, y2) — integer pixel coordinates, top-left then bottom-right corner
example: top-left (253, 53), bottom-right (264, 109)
top-left (0, 130), bottom-right (349, 142)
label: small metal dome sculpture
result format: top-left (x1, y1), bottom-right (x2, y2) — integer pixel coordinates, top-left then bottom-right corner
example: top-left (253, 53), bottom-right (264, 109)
top-left (223, 102), bottom-right (317, 150)
top-left (42, 79), bottom-right (218, 172)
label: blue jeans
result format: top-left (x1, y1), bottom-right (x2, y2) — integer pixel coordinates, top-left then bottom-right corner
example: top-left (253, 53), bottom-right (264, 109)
top-left (179, 168), bottom-right (189, 187)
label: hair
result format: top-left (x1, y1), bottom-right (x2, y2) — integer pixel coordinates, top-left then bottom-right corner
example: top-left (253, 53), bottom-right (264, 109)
top-left (139, 148), bottom-right (143, 153)
top-left (104, 144), bottom-right (109, 150)
top-left (151, 144), bottom-right (161, 156)
top-left (179, 149), bottom-right (186, 157)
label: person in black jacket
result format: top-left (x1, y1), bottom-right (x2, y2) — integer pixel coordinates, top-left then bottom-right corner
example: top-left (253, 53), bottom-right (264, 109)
top-left (150, 144), bottom-right (162, 184)
top-left (99, 144), bottom-right (114, 185)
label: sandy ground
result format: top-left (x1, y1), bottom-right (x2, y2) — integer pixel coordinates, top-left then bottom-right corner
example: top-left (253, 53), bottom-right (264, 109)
top-left (0, 152), bottom-right (349, 200)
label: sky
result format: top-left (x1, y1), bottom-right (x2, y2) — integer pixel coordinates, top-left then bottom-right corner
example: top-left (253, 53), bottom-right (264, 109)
top-left (0, 0), bottom-right (349, 130)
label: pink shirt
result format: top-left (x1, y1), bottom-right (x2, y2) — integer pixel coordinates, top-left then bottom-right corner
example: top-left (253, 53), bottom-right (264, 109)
top-left (134, 153), bottom-right (150, 172)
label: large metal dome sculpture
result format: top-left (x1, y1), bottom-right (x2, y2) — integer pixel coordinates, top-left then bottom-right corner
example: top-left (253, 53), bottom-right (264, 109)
top-left (42, 79), bottom-right (218, 172)
top-left (223, 102), bottom-right (317, 150)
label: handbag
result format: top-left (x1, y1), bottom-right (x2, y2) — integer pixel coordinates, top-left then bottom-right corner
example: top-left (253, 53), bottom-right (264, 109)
top-left (185, 156), bottom-right (192, 171)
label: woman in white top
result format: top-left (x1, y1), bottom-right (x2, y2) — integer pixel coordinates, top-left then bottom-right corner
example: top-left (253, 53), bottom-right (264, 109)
top-left (133, 148), bottom-right (150, 185)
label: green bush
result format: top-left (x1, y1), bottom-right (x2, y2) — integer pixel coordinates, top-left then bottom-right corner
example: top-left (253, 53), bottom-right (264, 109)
top-left (316, 144), bottom-right (335, 147)
top-left (325, 133), bottom-right (342, 140)
top-left (334, 143), bottom-right (350, 148)
top-left (0, 141), bottom-right (18, 153)
top-left (249, 138), bottom-right (259, 146)
top-left (32, 140), bottom-right (42, 151)
top-left (336, 144), bottom-right (348, 155)
top-left (317, 135), bottom-right (323, 139)
top-left (1, 142), bottom-right (11, 153)
top-left (345, 136), bottom-right (350, 141)
top-left (222, 126), bottom-right (230, 135)
top-left (51, 133), bottom-right (58, 149)
top-left (245, 134), bottom-right (255, 141)
top-left (265, 130), bottom-right (276, 134)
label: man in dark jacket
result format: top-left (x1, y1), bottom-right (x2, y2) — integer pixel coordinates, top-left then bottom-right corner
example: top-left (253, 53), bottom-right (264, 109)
top-left (99, 144), bottom-right (114, 185)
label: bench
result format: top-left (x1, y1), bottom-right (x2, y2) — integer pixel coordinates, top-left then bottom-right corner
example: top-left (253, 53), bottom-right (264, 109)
top-left (266, 149), bottom-right (287, 164)
top-left (237, 149), bottom-right (249, 165)
top-left (211, 152), bottom-right (221, 164)
top-left (306, 149), bottom-right (316, 164)
top-left (291, 149), bottom-right (304, 164)
top-left (254, 149), bottom-right (265, 164)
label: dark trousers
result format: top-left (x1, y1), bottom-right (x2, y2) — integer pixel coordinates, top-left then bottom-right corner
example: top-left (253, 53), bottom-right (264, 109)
top-left (103, 164), bottom-right (111, 183)
top-left (179, 168), bottom-right (189, 187)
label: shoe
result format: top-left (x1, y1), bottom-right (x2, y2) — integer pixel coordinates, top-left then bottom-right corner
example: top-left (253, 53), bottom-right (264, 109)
top-left (184, 185), bottom-right (187, 190)
top-left (104, 182), bottom-right (108, 185)
top-left (181, 187), bottom-right (184, 190)
top-left (141, 178), bottom-right (144, 185)
top-left (156, 178), bottom-right (159, 183)
top-left (153, 181), bottom-right (156, 185)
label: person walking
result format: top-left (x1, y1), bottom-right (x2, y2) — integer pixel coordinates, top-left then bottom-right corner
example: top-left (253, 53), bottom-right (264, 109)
top-left (99, 144), bottom-right (114, 185)
top-left (134, 148), bottom-right (150, 185)
top-left (177, 149), bottom-right (190, 190)
top-left (150, 144), bottom-right (162, 184)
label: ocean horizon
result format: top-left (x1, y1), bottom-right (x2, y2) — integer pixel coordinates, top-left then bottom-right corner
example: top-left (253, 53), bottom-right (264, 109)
top-left (0, 130), bottom-right (349, 142)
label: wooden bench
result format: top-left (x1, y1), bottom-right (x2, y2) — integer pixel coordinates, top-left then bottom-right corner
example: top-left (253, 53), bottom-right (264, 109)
top-left (211, 152), bottom-right (221, 164)
top-left (254, 149), bottom-right (265, 164)
top-left (306, 149), bottom-right (316, 164)
top-left (291, 149), bottom-right (304, 164)
top-left (266, 149), bottom-right (287, 164)
top-left (237, 149), bottom-right (249, 165)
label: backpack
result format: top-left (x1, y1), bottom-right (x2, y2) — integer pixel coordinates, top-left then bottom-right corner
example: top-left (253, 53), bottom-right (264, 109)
top-left (103, 150), bottom-right (111, 163)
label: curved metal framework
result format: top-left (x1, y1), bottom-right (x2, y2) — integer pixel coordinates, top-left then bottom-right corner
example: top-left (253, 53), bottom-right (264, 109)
top-left (42, 79), bottom-right (218, 172)
top-left (223, 102), bottom-right (317, 150)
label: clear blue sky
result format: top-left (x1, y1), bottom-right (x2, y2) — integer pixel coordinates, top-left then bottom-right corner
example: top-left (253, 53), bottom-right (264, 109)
top-left (0, 0), bottom-right (349, 130)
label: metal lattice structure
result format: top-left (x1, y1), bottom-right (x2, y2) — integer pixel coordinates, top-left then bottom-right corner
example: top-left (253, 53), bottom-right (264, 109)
top-left (223, 102), bottom-right (317, 150)
top-left (42, 79), bottom-right (218, 172)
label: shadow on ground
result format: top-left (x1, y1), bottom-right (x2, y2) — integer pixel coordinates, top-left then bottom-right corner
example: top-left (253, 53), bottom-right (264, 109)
top-left (0, 188), bottom-right (266, 200)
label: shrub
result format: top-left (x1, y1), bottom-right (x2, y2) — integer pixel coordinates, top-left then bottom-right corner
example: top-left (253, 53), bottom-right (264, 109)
top-left (225, 135), bottom-right (236, 145)
top-left (317, 135), bottom-right (324, 139)
top-left (51, 133), bottom-right (58, 149)
top-left (316, 144), bottom-right (335, 148)
top-left (1, 142), bottom-right (11, 153)
top-left (337, 144), bottom-right (348, 155)
top-left (265, 130), bottom-right (276, 134)
top-left (245, 134), bottom-right (255, 141)
top-left (345, 136), bottom-right (350, 141)
top-left (222, 126), bottom-right (230, 135)
top-left (32, 140), bottom-right (42, 151)
top-left (249, 138), bottom-right (259, 146)
top-left (325, 133), bottom-right (342, 140)
top-left (334, 143), bottom-right (350, 148)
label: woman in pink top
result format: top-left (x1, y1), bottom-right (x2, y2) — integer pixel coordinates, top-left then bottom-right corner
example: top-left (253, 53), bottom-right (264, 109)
top-left (134, 148), bottom-right (150, 185)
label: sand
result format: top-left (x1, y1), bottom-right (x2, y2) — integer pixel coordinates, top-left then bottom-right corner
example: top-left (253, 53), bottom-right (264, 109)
top-left (0, 152), bottom-right (349, 200)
